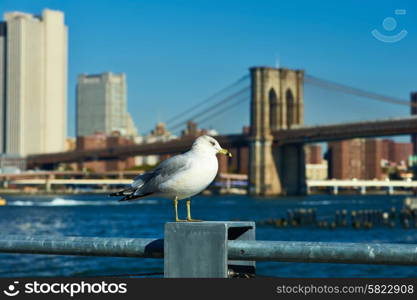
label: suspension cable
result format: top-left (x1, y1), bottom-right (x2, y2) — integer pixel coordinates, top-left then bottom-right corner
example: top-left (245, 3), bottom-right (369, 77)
top-left (168, 86), bottom-right (250, 132)
top-left (165, 74), bottom-right (249, 125)
top-left (305, 74), bottom-right (412, 107)
top-left (196, 94), bottom-right (250, 127)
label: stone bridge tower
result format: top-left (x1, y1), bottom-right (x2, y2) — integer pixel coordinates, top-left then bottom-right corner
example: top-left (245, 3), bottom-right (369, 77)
top-left (248, 67), bottom-right (305, 195)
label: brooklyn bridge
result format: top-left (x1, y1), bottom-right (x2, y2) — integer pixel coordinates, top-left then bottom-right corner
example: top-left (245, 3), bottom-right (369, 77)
top-left (27, 67), bottom-right (417, 196)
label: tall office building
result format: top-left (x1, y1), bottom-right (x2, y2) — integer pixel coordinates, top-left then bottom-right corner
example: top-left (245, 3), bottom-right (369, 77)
top-left (76, 72), bottom-right (137, 137)
top-left (0, 9), bottom-right (67, 156)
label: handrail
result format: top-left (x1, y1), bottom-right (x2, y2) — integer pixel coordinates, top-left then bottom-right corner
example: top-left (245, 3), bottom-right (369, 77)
top-left (0, 235), bottom-right (163, 258)
top-left (1, 235), bottom-right (417, 266)
top-left (228, 240), bottom-right (417, 265)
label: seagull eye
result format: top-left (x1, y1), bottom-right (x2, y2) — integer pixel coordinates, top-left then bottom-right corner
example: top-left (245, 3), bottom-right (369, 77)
top-left (210, 141), bottom-right (215, 146)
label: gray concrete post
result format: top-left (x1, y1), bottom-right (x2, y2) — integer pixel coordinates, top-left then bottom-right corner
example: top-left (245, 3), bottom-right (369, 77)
top-left (164, 221), bottom-right (255, 278)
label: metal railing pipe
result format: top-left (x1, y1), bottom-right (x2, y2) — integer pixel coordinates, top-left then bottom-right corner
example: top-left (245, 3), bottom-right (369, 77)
top-left (2, 235), bottom-right (417, 266)
top-left (0, 235), bottom-right (163, 258)
top-left (228, 240), bottom-right (417, 265)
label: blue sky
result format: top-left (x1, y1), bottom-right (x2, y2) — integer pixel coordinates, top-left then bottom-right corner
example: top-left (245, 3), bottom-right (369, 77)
top-left (1, 0), bottom-right (416, 137)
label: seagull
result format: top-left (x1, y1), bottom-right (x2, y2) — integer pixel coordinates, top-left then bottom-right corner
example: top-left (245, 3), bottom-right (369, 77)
top-left (110, 135), bottom-right (232, 222)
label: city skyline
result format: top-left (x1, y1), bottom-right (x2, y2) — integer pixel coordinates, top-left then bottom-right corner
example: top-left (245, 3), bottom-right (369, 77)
top-left (1, 1), bottom-right (416, 137)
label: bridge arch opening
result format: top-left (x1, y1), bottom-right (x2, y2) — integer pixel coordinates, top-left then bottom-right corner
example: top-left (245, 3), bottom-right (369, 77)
top-left (269, 88), bottom-right (279, 131)
top-left (286, 89), bottom-right (295, 128)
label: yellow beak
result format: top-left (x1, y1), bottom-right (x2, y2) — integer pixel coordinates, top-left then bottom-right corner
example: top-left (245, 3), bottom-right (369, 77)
top-left (218, 148), bottom-right (232, 157)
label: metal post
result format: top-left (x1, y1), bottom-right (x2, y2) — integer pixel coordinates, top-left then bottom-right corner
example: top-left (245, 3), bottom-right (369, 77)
top-left (226, 178), bottom-right (231, 192)
top-left (45, 179), bottom-right (51, 192)
top-left (388, 185), bottom-right (394, 195)
top-left (164, 221), bottom-right (255, 278)
top-left (45, 174), bottom-right (54, 192)
top-left (360, 186), bottom-right (366, 195)
top-left (333, 185), bottom-right (339, 195)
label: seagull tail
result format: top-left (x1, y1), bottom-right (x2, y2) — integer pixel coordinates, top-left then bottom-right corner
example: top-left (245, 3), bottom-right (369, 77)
top-left (118, 192), bottom-right (154, 202)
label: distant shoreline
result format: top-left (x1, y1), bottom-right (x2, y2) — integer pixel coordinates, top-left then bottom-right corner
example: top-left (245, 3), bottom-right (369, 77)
top-left (0, 189), bottom-right (413, 197)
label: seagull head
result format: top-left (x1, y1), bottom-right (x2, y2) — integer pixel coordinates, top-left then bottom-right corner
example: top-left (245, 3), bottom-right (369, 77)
top-left (192, 135), bottom-right (232, 157)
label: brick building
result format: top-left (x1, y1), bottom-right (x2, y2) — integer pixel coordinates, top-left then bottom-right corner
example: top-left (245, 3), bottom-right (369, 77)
top-left (328, 138), bottom-right (413, 180)
top-left (305, 144), bottom-right (322, 164)
top-left (381, 139), bottom-right (412, 165)
top-left (390, 142), bottom-right (413, 165)
top-left (76, 132), bottom-right (135, 172)
top-left (364, 139), bottom-right (383, 179)
top-left (328, 139), bottom-right (365, 179)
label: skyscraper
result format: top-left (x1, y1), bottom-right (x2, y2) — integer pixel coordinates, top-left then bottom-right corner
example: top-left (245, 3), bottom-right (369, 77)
top-left (76, 72), bottom-right (137, 137)
top-left (0, 9), bottom-right (67, 156)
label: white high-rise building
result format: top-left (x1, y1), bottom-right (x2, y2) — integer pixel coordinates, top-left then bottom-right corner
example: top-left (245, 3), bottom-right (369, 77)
top-left (0, 9), bottom-right (67, 156)
top-left (77, 72), bottom-right (137, 137)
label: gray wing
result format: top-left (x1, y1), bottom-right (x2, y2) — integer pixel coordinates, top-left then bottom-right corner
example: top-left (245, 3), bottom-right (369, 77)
top-left (130, 153), bottom-right (192, 196)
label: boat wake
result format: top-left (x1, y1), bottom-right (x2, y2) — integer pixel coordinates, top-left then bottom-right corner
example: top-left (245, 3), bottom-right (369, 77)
top-left (8, 197), bottom-right (159, 207)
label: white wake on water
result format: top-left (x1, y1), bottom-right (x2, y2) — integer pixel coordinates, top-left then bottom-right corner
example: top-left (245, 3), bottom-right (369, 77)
top-left (9, 197), bottom-right (159, 207)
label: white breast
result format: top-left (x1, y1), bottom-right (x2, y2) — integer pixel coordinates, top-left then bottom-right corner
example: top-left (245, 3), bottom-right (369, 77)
top-left (160, 153), bottom-right (218, 200)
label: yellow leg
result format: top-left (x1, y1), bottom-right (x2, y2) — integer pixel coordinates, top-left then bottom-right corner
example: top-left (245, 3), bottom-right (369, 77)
top-left (186, 199), bottom-right (202, 222)
top-left (174, 197), bottom-right (185, 222)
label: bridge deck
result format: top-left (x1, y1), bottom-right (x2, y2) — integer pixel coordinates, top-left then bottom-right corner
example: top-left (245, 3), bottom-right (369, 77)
top-left (27, 116), bottom-right (417, 167)
top-left (274, 116), bottom-right (417, 144)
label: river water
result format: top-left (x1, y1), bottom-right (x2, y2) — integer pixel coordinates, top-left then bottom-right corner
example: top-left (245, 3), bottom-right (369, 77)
top-left (0, 194), bottom-right (416, 277)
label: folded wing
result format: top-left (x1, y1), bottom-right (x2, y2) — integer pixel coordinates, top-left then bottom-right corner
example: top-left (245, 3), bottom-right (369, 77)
top-left (110, 153), bottom-right (192, 201)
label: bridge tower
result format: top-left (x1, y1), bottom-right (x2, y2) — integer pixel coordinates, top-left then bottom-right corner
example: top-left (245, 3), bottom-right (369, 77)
top-left (248, 67), bottom-right (305, 195)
